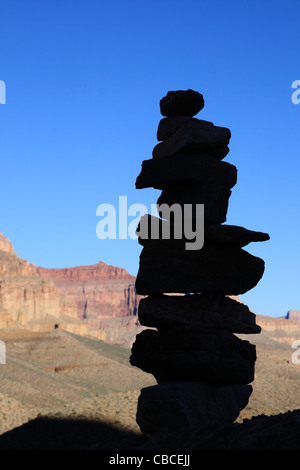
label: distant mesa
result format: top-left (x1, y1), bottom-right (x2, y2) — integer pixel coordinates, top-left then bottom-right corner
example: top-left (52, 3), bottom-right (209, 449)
top-left (0, 233), bottom-right (16, 255)
top-left (36, 261), bottom-right (134, 282)
top-left (36, 262), bottom-right (141, 346)
top-left (1, 231), bottom-right (298, 352)
top-left (256, 310), bottom-right (300, 345)
top-left (0, 234), bottom-right (61, 329)
top-left (286, 310), bottom-right (300, 324)
top-left (0, 234), bottom-right (141, 346)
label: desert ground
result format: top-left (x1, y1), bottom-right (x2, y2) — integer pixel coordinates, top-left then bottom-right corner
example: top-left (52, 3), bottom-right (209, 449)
top-left (0, 326), bottom-right (299, 449)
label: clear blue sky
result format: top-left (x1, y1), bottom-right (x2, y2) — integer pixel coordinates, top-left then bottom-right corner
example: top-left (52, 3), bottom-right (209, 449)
top-left (0, 0), bottom-right (299, 318)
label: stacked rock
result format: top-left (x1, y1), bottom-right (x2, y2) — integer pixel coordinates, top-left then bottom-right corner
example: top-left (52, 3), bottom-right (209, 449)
top-left (130, 89), bottom-right (269, 435)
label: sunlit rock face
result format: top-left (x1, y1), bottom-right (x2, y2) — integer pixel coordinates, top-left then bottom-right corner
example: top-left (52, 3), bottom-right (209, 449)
top-left (0, 235), bottom-right (60, 325)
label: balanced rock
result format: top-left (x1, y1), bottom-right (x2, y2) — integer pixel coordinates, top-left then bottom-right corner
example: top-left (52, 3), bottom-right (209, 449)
top-left (160, 89), bottom-right (204, 117)
top-left (138, 294), bottom-right (261, 334)
top-left (137, 215), bottom-right (270, 250)
top-left (136, 381), bottom-right (252, 434)
top-left (130, 327), bottom-right (256, 385)
top-left (130, 89), bottom-right (269, 436)
top-left (135, 243), bottom-right (265, 295)
top-left (157, 183), bottom-right (231, 224)
top-left (152, 119), bottom-right (231, 160)
top-left (205, 224), bottom-right (270, 248)
top-left (157, 116), bottom-right (213, 141)
top-left (135, 153), bottom-right (237, 190)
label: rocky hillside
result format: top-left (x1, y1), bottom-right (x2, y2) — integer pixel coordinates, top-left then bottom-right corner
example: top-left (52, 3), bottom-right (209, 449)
top-left (2, 232), bottom-right (300, 348)
top-left (36, 262), bottom-right (138, 320)
top-left (0, 233), bottom-right (142, 346)
top-left (0, 234), bottom-right (96, 338)
top-left (256, 312), bottom-right (300, 345)
top-left (0, 327), bottom-right (299, 450)
top-left (36, 262), bottom-right (142, 346)
top-left (0, 233), bottom-right (61, 328)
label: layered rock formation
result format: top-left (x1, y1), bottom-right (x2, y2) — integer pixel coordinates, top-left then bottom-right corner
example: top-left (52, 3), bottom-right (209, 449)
top-left (0, 230), bottom-right (141, 344)
top-left (36, 262), bottom-right (138, 320)
top-left (286, 310), bottom-right (300, 325)
top-left (0, 233), bottom-right (61, 327)
top-left (130, 89), bottom-right (270, 434)
top-left (36, 262), bottom-right (141, 346)
top-left (0, 233), bottom-right (15, 255)
top-left (0, 234), bottom-right (92, 336)
top-left (256, 312), bottom-right (300, 345)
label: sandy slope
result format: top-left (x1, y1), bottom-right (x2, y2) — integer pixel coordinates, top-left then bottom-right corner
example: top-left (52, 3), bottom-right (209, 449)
top-left (0, 328), bottom-right (155, 436)
top-left (0, 327), bottom-right (299, 448)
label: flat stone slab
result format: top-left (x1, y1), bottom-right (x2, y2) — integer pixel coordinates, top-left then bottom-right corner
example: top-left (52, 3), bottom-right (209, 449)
top-left (135, 153), bottom-right (237, 190)
top-left (130, 327), bottom-right (256, 385)
top-left (152, 118), bottom-right (231, 160)
top-left (138, 293), bottom-right (261, 334)
top-left (204, 223), bottom-right (270, 248)
top-left (137, 215), bottom-right (270, 250)
top-left (136, 381), bottom-right (252, 435)
top-left (157, 116), bottom-right (213, 141)
top-left (135, 244), bottom-right (265, 296)
top-left (157, 183), bottom-right (231, 224)
top-left (160, 89), bottom-right (205, 117)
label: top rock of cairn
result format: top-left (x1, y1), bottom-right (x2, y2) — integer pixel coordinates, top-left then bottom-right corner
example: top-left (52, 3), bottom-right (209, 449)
top-left (160, 89), bottom-right (204, 117)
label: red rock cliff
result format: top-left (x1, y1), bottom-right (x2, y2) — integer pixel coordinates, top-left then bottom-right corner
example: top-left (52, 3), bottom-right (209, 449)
top-left (0, 234), bottom-right (62, 326)
top-left (36, 261), bottom-right (139, 321)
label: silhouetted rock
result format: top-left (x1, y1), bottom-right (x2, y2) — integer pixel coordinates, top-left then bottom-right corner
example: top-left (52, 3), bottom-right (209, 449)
top-left (131, 89), bottom-right (269, 436)
top-left (130, 328), bottom-right (256, 385)
top-left (153, 119), bottom-right (230, 159)
top-left (138, 294), bottom-right (261, 334)
top-left (136, 153), bottom-right (237, 190)
top-left (157, 116), bottom-right (213, 141)
top-left (160, 89), bottom-right (204, 117)
top-left (136, 215), bottom-right (269, 250)
top-left (136, 381), bottom-right (252, 435)
top-left (157, 183), bottom-right (231, 224)
top-left (135, 244), bottom-right (265, 296)
top-left (204, 224), bottom-right (270, 248)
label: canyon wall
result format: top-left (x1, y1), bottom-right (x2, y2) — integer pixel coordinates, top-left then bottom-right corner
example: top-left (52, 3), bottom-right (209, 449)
top-left (36, 262), bottom-right (139, 320)
top-left (0, 233), bottom-right (142, 345)
top-left (2, 231), bottom-right (300, 348)
top-left (36, 262), bottom-right (142, 346)
top-left (0, 234), bottom-right (61, 326)
top-left (256, 313), bottom-right (300, 345)
top-left (0, 233), bottom-right (90, 337)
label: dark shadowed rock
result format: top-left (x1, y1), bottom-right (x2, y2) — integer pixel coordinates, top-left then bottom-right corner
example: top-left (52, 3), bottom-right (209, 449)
top-left (136, 381), bottom-right (252, 435)
top-left (130, 328), bottom-right (256, 385)
top-left (157, 116), bottom-right (214, 141)
top-left (160, 89), bottom-right (204, 117)
top-left (130, 89), bottom-right (268, 438)
top-left (152, 119), bottom-right (230, 159)
top-left (135, 244), bottom-right (265, 296)
top-left (135, 153), bottom-right (237, 190)
top-left (136, 214), bottom-right (197, 251)
top-left (136, 215), bottom-right (270, 250)
top-left (205, 224), bottom-right (270, 248)
top-left (138, 294), bottom-right (261, 334)
top-left (157, 183), bottom-right (231, 224)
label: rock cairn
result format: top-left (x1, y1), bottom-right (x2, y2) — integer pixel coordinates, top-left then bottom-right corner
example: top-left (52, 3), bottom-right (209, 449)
top-left (130, 89), bottom-right (269, 435)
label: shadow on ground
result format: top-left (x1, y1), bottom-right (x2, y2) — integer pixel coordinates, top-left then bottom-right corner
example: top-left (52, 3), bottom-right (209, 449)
top-left (0, 416), bottom-right (145, 450)
top-left (1, 410), bottom-right (300, 450)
